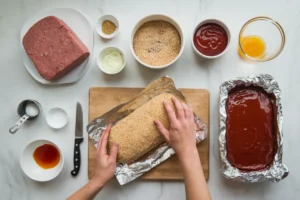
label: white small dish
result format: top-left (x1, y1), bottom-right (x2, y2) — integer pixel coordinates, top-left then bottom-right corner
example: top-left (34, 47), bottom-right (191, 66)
top-left (96, 15), bottom-right (119, 39)
top-left (192, 19), bottom-right (231, 59)
top-left (20, 139), bottom-right (64, 182)
top-left (46, 108), bottom-right (68, 129)
top-left (130, 14), bottom-right (185, 70)
top-left (97, 46), bottom-right (125, 74)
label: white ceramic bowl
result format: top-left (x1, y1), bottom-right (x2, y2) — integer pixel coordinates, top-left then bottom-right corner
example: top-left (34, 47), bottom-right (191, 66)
top-left (97, 46), bottom-right (126, 74)
top-left (192, 19), bottom-right (231, 59)
top-left (96, 15), bottom-right (119, 39)
top-left (46, 107), bottom-right (68, 129)
top-left (130, 14), bottom-right (185, 69)
top-left (20, 139), bottom-right (64, 182)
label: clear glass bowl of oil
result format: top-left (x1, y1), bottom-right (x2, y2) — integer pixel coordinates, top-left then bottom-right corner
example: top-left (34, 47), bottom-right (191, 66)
top-left (238, 16), bottom-right (285, 62)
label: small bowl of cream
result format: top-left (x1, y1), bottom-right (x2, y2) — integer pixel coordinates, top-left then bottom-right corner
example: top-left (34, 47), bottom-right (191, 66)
top-left (97, 46), bottom-right (125, 74)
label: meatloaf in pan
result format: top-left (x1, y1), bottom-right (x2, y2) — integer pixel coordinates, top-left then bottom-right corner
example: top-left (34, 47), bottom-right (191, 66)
top-left (225, 86), bottom-right (278, 171)
top-left (22, 16), bottom-right (90, 81)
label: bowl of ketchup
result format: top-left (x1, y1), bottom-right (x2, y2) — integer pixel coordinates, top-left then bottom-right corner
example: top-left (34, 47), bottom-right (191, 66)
top-left (20, 139), bottom-right (64, 182)
top-left (192, 19), bottom-right (231, 59)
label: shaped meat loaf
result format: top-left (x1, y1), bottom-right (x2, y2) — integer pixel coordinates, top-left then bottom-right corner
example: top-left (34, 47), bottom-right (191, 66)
top-left (22, 16), bottom-right (90, 80)
top-left (226, 86), bottom-right (277, 171)
top-left (108, 93), bottom-right (178, 164)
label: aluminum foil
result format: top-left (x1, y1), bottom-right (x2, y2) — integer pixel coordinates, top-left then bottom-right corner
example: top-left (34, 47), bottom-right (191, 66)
top-left (87, 77), bottom-right (208, 185)
top-left (219, 74), bottom-right (289, 182)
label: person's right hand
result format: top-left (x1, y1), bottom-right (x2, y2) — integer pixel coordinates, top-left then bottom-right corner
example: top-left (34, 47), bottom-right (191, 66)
top-left (91, 125), bottom-right (119, 188)
top-left (154, 97), bottom-right (197, 161)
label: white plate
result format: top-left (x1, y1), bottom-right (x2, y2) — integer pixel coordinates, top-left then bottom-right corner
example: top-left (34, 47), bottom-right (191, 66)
top-left (20, 139), bottom-right (64, 182)
top-left (20, 8), bottom-right (93, 85)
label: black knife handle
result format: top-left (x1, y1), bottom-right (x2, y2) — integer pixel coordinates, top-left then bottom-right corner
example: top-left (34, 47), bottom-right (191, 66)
top-left (71, 138), bottom-right (83, 177)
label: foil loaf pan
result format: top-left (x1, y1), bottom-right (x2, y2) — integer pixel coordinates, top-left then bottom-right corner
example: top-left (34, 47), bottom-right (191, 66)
top-left (219, 74), bottom-right (289, 182)
top-left (87, 77), bottom-right (208, 185)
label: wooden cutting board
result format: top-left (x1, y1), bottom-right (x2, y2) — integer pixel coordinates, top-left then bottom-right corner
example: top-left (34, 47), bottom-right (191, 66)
top-left (88, 87), bottom-right (210, 180)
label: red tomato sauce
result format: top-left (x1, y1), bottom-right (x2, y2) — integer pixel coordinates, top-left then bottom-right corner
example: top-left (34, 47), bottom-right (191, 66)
top-left (226, 86), bottom-right (277, 171)
top-left (193, 23), bottom-right (228, 56)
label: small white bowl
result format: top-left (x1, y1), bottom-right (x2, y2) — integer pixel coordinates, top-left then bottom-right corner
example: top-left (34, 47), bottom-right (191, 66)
top-left (97, 46), bottom-right (125, 75)
top-left (192, 19), bottom-right (231, 59)
top-left (130, 14), bottom-right (185, 69)
top-left (96, 15), bottom-right (119, 39)
top-left (20, 139), bottom-right (64, 182)
top-left (46, 108), bottom-right (68, 129)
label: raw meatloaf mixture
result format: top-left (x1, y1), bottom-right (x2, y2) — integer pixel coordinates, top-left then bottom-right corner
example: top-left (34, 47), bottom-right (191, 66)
top-left (108, 93), bottom-right (178, 164)
top-left (22, 16), bottom-right (90, 80)
top-left (225, 86), bottom-right (278, 171)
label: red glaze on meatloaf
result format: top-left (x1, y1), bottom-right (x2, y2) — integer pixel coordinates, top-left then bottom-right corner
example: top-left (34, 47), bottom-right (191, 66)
top-left (226, 86), bottom-right (277, 171)
top-left (22, 16), bottom-right (90, 80)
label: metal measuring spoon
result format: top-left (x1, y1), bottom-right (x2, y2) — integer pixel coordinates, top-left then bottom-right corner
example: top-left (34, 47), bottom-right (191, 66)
top-left (9, 100), bottom-right (41, 134)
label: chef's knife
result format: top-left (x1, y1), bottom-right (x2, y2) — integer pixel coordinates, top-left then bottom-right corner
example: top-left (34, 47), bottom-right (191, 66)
top-left (71, 102), bottom-right (83, 176)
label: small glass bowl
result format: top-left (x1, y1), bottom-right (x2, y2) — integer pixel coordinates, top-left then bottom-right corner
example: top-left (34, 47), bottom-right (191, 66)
top-left (238, 16), bottom-right (285, 62)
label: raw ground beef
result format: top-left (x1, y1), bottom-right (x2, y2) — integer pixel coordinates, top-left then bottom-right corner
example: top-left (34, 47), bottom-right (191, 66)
top-left (22, 16), bottom-right (90, 81)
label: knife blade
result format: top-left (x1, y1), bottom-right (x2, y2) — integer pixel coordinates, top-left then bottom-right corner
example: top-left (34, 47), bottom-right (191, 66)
top-left (71, 102), bottom-right (83, 176)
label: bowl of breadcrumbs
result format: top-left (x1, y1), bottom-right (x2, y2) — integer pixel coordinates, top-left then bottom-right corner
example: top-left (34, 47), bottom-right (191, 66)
top-left (131, 14), bottom-right (184, 69)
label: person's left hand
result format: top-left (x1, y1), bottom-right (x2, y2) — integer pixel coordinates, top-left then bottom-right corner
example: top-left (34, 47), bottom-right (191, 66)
top-left (91, 125), bottom-right (119, 187)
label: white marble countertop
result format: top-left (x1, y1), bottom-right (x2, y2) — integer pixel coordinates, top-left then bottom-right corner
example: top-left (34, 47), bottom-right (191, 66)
top-left (0, 0), bottom-right (299, 199)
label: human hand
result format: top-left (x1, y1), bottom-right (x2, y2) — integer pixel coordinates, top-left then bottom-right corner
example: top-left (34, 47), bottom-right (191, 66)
top-left (154, 97), bottom-right (197, 162)
top-left (91, 125), bottom-right (119, 187)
